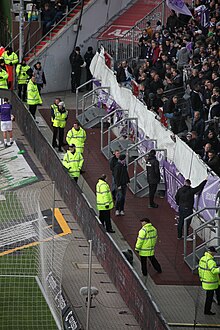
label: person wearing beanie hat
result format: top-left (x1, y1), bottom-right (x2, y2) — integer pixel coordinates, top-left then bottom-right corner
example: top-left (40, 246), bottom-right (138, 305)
top-left (113, 154), bottom-right (130, 216)
top-left (146, 149), bottom-right (160, 208)
top-left (84, 46), bottom-right (94, 90)
top-left (51, 98), bottom-right (68, 152)
top-left (198, 246), bottom-right (220, 315)
top-left (62, 143), bottom-right (84, 182)
top-left (135, 218), bottom-right (162, 278)
top-left (69, 46), bottom-right (84, 93)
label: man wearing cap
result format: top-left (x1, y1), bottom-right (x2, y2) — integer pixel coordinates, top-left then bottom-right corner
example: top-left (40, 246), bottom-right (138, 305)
top-left (113, 154), bottom-right (130, 216)
top-left (175, 178), bottom-right (207, 240)
top-left (96, 174), bottom-right (115, 233)
top-left (135, 218), bottom-right (162, 277)
top-left (198, 246), bottom-right (220, 315)
top-left (66, 121), bottom-right (86, 155)
top-left (69, 46), bottom-right (84, 93)
top-left (62, 144), bottom-right (84, 182)
top-left (146, 149), bottom-right (160, 208)
top-left (51, 99), bottom-right (68, 152)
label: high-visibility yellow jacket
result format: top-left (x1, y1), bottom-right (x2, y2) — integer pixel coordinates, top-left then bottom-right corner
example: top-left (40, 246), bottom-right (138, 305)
top-left (2, 51), bottom-right (18, 65)
top-left (0, 69), bottom-right (8, 89)
top-left (52, 104), bottom-right (68, 128)
top-left (16, 64), bottom-right (30, 85)
top-left (62, 150), bottom-right (84, 178)
top-left (27, 79), bottom-right (42, 105)
top-left (135, 223), bottom-right (157, 257)
top-left (96, 179), bottom-right (114, 211)
top-left (66, 127), bottom-right (86, 154)
top-left (198, 252), bottom-right (220, 290)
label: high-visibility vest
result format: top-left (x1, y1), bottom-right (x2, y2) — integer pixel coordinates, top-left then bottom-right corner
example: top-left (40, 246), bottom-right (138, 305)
top-left (2, 51), bottom-right (18, 65)
top-left (27, 79), bottom-right (42, 105)
top-left (198, 252), bottom-right (220, 290)
top-left (0, 69), bottom-right (8, 89)
top-left (53, 106), bottom-right (68, 128)
top-left (96, 179), bottom-right (114, 211)
top-left (62, 150), bottom-right (84, 178)
top-left (16, 64), bottom-right (30, 85)
top-left (66, 127), bottom-right (86, 153)
top-left (135, 223), bottom-right (157, 257)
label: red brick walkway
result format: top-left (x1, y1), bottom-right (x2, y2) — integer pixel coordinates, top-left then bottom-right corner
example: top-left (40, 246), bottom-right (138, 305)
top-left (40, 108), bottom-right (199, 286)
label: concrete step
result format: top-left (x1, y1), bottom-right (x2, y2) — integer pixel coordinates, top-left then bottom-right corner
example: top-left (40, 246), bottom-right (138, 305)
top-left (77, 106), bottom-right (107, 129)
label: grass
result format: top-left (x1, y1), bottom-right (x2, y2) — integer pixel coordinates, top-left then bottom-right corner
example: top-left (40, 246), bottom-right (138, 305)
top-left (0, 247), bottom-right (58, 330)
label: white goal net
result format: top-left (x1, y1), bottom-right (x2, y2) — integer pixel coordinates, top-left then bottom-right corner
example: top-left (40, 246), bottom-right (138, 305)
top-left (0, 190), bottom-right (68, 330)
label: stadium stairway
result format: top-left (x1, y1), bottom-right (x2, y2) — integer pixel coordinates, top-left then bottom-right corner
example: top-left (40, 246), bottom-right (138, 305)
top-left (24, 0), bottom-right (91, 63)
top-left (97, 0), bottom-right (161, 40)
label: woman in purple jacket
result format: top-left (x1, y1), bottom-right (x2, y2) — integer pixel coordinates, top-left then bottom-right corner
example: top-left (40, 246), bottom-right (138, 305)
top-left (0, 97), bottom-right (13, 148)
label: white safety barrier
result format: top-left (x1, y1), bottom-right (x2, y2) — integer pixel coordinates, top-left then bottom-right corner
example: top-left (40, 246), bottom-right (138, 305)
top-left (90, 49), bottom-right (208, 186)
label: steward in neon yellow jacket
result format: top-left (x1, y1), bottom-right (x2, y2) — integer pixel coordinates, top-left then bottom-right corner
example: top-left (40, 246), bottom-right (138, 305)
top-left (66, 121), bottom-right (86, 154)
top-left (96, 176), bottom-right (114, 211)
top-left (135, 221), bottom-right (157, 256)
top-left (198, 246), bottom-right (220, 315)
top-left (2, 48), bottom-right (18, 66)
top-left (62, 144), bottom-right (84, 181)
top-left (16, 61), bottom-right (31, 85)
top-left (0, 66), bottom-right (8, 89)
top-left (27, 76), bottom-right (42, 105)
top-left (52, 102), bottom-right (68, 129)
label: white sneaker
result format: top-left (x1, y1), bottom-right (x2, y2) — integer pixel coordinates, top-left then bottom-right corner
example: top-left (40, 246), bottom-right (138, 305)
top-left (187, 237), bottom-right (193, 241)
top-left (120, 211), bottom-right (125, 216)
top-left (115, 210), bottom-right (120, 216)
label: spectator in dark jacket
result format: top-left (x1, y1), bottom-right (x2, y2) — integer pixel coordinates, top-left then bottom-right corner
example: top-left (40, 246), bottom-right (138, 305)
top-left (114, 154), bottom-right (130, 216)
top-left (175, 178), bottom-right (207, 239)
top-left (191, 85), bottom-right (204, 115)
top-left (84, 46), bottom-right (94, 90)
top-left (116, 61), bottom-right (133, 88)
top-left (203, 130), bottom-right (220, 154)
top-left (146, 149), bottom-right (160, 208)
top-left (109, 150), bottom-right (120, 201)
top-left (191, 111), bottom-right (205, 140)
top-left (69, 46), bottom-right (84, 93)
top-left (207, 151), bottom-right (220, 176)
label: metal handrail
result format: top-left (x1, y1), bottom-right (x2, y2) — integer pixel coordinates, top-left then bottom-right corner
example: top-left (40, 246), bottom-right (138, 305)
top-left (107, 117), bottom-right (138, 158)
top-left (24, 0), bottom-right (82, 57)
top-left (100, 108), bottom-right (128, 150)
top-left (5, 23), bottom-right (30, 49)
top-left (183, 207), bottom-right (220, 263)
top-left (126, 139), bottom-right (157, 165)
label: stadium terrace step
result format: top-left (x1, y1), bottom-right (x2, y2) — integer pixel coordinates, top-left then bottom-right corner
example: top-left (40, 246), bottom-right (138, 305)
top-left (26, 1), bottom-right (92, 63)
top-left (77, 106), bottom-right (107, 128)
top-left (129, 173), bottom-right (165, 197)
top-left (185, 245), bottom-right (220, 271)
top-left (101, 139), bottom-right (135, 160)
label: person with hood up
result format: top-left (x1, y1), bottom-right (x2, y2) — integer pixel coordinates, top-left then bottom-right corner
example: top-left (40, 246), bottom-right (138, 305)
top-left (114, 154), bottom-right (130, 216)
top-left (176, 43), bottom-right (192, 70)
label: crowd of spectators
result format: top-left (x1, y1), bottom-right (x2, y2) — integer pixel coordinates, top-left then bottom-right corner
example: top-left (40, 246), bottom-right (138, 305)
top-left (115, 0), bottom-right (220, 175)
top-left (25, 0), bottom-right (79, 35)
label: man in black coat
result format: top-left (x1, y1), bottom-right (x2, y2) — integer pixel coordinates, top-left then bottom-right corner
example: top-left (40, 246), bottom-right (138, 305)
top-left (84, 46), bottom-right (94, 90)
top-left (69, 46), bottom-right (84, 93)
top-left (175, 178), bottom-right (207, 239)
top-left (114, 154), bottom-right (130, 216)
top-left (146, 149), bottom-right (160, 208)
top-left (109, 150), bottom-right (120, 201)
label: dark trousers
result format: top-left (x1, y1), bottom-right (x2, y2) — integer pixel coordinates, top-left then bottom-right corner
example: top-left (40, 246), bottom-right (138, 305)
top-left (37, 84), bottom-right (43, 95)
top-left (115, 185), bottom-right (127, 212)
top-left (52, 126), bottom-right (64, 150)
top-left (178, 206), bottom-right (192, 239)
top-left (204, 286), bottom-right (220, 313)
top-left (73, 177), bottom-right (78, 183)
top-left (99, 209), bottom-right (113, 232)
top-left (140, 255), bottom-right (162, 276)
top-left (71, 71), bottom-right (81, 92)
top-left (149, 183), bottom-right (158, 206)
top-left (18, 84), bottom-right (27, 101)
top-left (29, 104), bottom-right (37, 119)
top-left (86, 68), bottom-right (93, 90)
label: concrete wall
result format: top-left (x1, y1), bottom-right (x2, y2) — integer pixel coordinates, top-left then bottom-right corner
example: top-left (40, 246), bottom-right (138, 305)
top-left (29, 0), bottom-right (132, 93)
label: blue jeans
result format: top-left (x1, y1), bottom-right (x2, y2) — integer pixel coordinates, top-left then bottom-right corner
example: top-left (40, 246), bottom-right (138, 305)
top-left (115, 185), bottom-right (127, 212)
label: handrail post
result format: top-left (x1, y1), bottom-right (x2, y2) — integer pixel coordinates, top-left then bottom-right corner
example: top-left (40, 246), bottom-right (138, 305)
top-left (161, 0), bottom-right (165, 27)
top-left (131, 28), bottom-right (134, 58)
top-left (192, 229), bottom-right (196, 270)
top-left (134, 159), bottom-right (137, 194)
top-left (115, 39), bottom-right (119, 61)
top-left (101, 118), bottom-right (104, 151)
top-left (107, 127), bottom-right (111, 159)
top-left (183, 215), bottom-right (188, 259)
top-left (76, 89), bottom-right (79, 117)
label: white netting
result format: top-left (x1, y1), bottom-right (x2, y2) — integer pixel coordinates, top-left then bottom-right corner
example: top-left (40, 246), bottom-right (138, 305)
top-left (0, 190), bottom-right (68, 330)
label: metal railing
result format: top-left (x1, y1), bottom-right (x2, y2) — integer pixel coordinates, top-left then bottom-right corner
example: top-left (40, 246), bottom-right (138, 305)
top-left (100, 108), bottom-right (128, 151)
top-left (184, 207), bottom-right (220, 270)
top-left (98, 0), bottom-right (169, 62)
top-left (24, 0), bottom-right (82, 58)
top-left (76, 86), bottom-right (110, 118)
